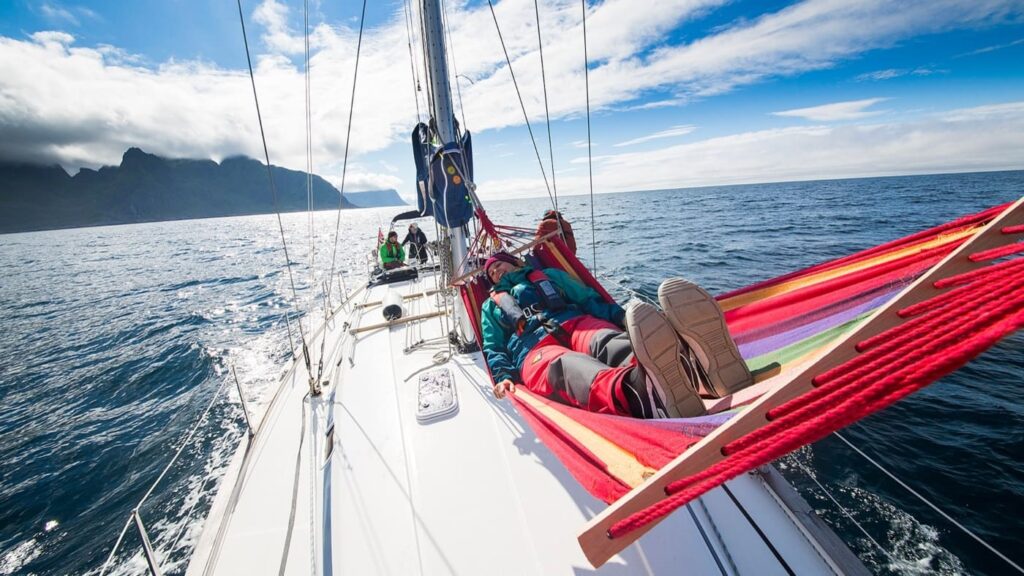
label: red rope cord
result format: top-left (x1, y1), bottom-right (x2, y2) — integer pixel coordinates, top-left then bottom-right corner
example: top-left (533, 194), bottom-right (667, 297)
top-left (934, 256), bottom-right (1024, 289)
top-left (1002, 224), bottom-right (1024, 235)
top-left (895, 258), bottom-right (1024, 320)
top-left (605, 262), bottom-right (1024, 540)
top-left (761, 272), bottom-right (1021, 429)
top-left (608, 298), bottom-right (1024, 539)
top-left (969, 242), bottom-right (1024, 262)
top-left (768, 265), bottom-right (1022, 427)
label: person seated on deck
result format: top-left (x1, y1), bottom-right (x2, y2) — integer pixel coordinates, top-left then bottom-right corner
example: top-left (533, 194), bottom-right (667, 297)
top-left (535, 210), bottom-right (577, 254)
top-left (379, 231), bottom-right (406, 270)
top-left (481, 252), bottom-right (752, 418)
top-left (402, 223), bottom-right (429, 264)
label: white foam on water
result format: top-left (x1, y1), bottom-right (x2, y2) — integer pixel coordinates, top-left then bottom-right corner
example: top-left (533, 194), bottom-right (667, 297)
top-left (0, 538), bottom-right (42, 575)
top-left (780, 446), bottom-right (967, 576)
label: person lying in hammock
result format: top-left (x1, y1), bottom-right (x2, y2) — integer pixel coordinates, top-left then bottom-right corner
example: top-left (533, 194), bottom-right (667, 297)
top-left (481, 252), bottom-right (752, 418)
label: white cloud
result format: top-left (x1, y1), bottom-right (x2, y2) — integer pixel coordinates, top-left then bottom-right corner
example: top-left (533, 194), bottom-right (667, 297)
top-left (476, 101), bottom-right (1024, 199)
top-left (1, 0), bottom-right (1022, 193)
top-left (774, 98), bottom-right (889, 121)
top-left (614, 124), bottom-right (695, 147)
top-left (40, 3), bottom-right (79, 26)
top-left (957, 37), bottom-right (1024, 57)
top-left (856, 67), bottom-right (944, 81)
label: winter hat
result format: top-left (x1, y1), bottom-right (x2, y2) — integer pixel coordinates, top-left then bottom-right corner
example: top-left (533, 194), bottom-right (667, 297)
top-left (484, 251), bottom-right (520, 275)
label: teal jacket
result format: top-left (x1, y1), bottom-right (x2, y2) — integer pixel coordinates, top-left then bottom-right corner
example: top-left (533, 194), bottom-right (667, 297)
top-left (481, 266), bottom-right (625, 383)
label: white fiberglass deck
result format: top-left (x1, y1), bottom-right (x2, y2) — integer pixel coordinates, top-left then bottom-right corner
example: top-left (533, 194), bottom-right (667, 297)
top-left (188, 266), bottom-right (866, 575)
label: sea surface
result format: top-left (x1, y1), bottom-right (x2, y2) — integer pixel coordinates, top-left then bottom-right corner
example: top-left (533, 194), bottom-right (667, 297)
top-left (1, 170), bottom-right (1022, 575)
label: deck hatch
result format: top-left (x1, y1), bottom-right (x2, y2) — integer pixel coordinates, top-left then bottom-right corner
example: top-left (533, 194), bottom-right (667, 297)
top-left (416, 367), bottom-right (458, 423)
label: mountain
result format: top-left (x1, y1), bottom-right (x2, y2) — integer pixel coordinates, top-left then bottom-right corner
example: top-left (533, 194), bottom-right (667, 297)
top-left (345, 189), bottom-right (407, 208)
top-left (0, 148), bottom-right (356, 233)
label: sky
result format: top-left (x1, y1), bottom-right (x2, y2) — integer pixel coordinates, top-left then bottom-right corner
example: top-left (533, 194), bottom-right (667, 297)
top-left (1, 0), bottom-right (1023, 201)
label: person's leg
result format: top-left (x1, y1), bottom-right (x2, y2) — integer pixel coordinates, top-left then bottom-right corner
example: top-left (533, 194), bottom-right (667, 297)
top-left (658, 278), bottom-right (752, 397)
top-left (519, 339), bottom-right (632, 415)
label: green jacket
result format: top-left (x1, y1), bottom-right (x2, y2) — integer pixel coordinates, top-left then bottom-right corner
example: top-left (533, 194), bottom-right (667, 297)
top-left (379, 242), bottom-right (405, 264)
top-left (481, 266), bottom-right (625, 383)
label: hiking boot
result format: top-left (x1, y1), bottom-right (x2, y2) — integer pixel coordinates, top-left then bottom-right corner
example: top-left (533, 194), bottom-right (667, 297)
top-left (625, 301), bottom-right (707, 418)
top-left (658, 278), bottom-right (753, 398)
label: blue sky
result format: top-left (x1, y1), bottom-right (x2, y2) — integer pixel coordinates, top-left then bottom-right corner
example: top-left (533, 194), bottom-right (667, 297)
top-left (1, 0), bottom-right (1022, 201)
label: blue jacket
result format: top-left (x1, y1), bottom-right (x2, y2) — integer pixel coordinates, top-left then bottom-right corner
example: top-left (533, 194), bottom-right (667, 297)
top-left (480, 266), bottom-right (625, 383)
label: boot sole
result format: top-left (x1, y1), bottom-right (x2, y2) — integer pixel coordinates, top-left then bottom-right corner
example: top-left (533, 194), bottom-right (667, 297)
top-left (658, 278), bottom-right (752, 398)
top-left (626, 302), bottom-right (706, 418)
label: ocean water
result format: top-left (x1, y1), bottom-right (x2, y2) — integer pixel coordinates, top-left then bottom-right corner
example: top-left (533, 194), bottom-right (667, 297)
top-left (0, 170), bottom-right (1022, 575)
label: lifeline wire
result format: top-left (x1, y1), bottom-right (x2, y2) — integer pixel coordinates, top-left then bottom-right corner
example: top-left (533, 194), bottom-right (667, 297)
top-left (833, 431), bottom-right (1024, 574)
top-left (99, 373), bottom-right (233, 574)
top-left (236, 0), bottom-right (312, 377)
top-left (319, 0), bottom-right (369, 384)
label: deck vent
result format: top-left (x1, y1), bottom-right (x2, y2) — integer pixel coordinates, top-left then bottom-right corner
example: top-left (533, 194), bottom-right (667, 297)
top-left (416, 367), bottom-right (458, 423)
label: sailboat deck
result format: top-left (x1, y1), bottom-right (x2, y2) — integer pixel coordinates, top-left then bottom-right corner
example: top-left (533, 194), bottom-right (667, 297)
top-left (188, 267), bottom-right (866, 575)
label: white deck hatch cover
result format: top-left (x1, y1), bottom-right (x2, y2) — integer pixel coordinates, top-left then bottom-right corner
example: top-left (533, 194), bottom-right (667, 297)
top-left (416, 367), bottom-right (458, 423)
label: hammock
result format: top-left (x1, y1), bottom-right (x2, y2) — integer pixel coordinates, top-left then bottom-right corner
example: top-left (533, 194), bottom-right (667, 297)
top-left (457, 200), bottom-right (1024, 565)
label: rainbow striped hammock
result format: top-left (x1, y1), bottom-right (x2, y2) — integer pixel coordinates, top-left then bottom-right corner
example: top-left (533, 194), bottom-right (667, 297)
top-left (458, 199), bottom-right (1024, 564)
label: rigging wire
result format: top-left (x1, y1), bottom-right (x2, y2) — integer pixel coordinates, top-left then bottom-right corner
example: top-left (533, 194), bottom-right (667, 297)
top-left (580, 0), bottom-right (597, 275)
top-left (532, 0), bottom-right (559, 212)
top-left (485, 0), bottom-right (556, 210)
top-left (402, 0), bottom-right (424, 123)
top-left (304, 0), bottom-right (318, 339)
top-left (833, 431), bottom-right (1024, 574)
top-left (319, 0), bottom-right (369, 385)
top-left (235, 0), bottom-right (312, 377)
top-left (440, 0), bottom-right (468, 130)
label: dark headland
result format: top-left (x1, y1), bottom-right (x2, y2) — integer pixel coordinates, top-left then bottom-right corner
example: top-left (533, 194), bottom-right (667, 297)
top-left (0, 148), bottom-right (403, 234)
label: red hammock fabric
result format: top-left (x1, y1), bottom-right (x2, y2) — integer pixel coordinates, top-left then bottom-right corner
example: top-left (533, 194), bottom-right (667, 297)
top-left (458, 202), bottom-right (1022, 528)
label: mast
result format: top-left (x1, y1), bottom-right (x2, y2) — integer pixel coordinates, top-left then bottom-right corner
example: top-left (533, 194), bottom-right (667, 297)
top-left (421, 0), bottom-right (475, 343)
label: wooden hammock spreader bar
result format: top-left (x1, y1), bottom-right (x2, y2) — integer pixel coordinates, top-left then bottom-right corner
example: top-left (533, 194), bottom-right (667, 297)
top-left (349, 310), bottom-right (448, 335)
top-left (448, 231), bottom-right (560, 287)
top-left (578, 197), bottom-right (1024, 568)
